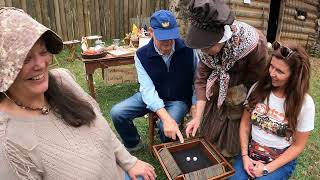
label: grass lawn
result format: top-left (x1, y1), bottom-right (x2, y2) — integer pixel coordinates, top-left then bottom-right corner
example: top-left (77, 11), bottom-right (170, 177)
top-left (55, 50), bottom-right (319, 180)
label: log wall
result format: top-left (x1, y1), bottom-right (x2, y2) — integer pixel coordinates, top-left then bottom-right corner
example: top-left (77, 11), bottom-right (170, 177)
top-left (0, 0), bottom-right (168, 41)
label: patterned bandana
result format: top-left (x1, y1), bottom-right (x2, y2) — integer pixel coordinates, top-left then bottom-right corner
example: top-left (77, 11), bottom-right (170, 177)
top-left (197, 21), bottom-right (259, 108)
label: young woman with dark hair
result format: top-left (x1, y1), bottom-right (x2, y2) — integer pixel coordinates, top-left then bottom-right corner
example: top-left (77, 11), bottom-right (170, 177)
top-left (229, 41), bottom-right (315, 179)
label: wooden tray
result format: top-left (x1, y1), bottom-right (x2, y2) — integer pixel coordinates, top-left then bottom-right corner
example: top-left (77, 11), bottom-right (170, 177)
top-left (107, 48), bottom-right (136, 57)
top-left (153, 137), bottom-right (235, 180)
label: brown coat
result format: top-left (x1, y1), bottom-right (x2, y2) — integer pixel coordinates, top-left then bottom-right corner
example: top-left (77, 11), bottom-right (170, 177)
top-left (195, 30), bottom-right (268, 154)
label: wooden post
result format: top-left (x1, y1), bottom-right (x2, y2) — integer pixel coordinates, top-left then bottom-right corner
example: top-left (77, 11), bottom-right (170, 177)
top-left (71, 0), bottom-right (79, 40)
top-left (114, 0), bottom-right (120, 38)
top-left (155, 0), bottom-right (160, 11)
top-left (110, 0), bottom-right (115, 38)
top-left (94, 0), bottom-right (101, 37)
top-left (26, 0), bottom-right (36, 19)
top-left (64, 0), bottom-right (73, 40)
top-left (47, 0), bottom-right (57, 32)
top-left (124, 0), bottom-right (129, 35)
top-left (53, 0), bottom-right (62, 37)
top-left (142, 0), bottom-right (147, 17)
top-left (20, 0), bottom-right (27, 12)
top-left (77, 0), bottom-right (85, 38)
top-left (83, 0), bottom-right (91, 36)
top-left (35, 0), bottom-right (42, 23)
top-left (4, 0), bottom-right (12, 6)
top-left (0, 0), bottom-right (5, 7)
top-left (11, 0), bottom-right (20, 8)
top-left (137, 0), bottom-right (142, 16)
top-left (119, 0), bottom-right (124, 38)
top-left (57, 0), bottom-right (67, 40)
top-left (98, 0), bottom-right (106, 39)
top-left (40, 0), bottom-right (50, 28)
top-left (105, 0), bottom-right (111, 39)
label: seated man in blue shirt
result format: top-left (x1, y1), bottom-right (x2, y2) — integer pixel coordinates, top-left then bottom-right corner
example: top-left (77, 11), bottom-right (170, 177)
top-left (111, 10), bottom-right (197, 152)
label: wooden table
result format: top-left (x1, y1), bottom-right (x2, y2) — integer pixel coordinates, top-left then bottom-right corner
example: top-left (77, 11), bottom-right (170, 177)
top-left (63, 40), bottom-right (81, 62)
top-left (82, 54), bottom-right (134, 99)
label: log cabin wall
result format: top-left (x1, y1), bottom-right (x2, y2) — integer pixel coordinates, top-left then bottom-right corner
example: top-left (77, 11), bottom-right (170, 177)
top-left (277, 0), bottom-right (319, 47)
top-left (225, 0), bottom-right (271, 35)
top-left (225, 0), bottom-right (319, 47)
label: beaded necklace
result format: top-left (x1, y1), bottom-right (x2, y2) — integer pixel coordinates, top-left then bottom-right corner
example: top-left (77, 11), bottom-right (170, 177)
top-left (3, 92), bottom-right (50, 115)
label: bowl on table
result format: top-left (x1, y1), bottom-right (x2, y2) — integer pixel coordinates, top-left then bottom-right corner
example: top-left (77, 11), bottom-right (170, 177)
top-left (81, 49), bottom-right (106, 59)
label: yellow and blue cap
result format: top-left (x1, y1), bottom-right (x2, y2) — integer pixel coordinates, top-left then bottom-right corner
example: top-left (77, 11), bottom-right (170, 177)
top-left (150, 10), bottom-right (180, 40)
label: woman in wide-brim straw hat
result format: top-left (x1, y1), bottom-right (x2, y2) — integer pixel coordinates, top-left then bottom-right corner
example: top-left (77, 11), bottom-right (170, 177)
top-left (184, 0), bottom-right (268, 157)
top-left (0, 7), bottom-right (156, 180)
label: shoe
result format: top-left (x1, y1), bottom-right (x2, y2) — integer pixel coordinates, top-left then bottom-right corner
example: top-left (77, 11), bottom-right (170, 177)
top-left (155, 120), bottom-right (160, 130)
top-left (125, 140), bottom-right (144, 152)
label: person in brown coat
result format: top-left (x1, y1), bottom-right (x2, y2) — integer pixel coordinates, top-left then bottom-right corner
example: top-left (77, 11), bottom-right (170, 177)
top-left (184, 0), bottom-right (268, 157)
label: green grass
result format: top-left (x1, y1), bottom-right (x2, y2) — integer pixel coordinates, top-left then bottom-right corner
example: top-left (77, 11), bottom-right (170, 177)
top-left (55, 50), bottom-right (320, 179)
top-left (290, 59), bottom-right (320, 180)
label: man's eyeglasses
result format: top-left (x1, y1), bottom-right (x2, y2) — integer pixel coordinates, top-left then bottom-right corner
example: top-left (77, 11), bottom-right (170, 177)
top-left (272, 41), bottom-right (294, 59)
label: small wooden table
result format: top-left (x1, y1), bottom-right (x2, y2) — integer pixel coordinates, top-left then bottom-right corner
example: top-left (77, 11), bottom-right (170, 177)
top-left (82, 54), bottom-right (134, 99)
top-left (63, 40), bottom-right (81, 62)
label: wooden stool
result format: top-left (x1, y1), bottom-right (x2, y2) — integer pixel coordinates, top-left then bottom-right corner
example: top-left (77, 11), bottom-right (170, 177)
top-left (148, 112), bottom-right (186, 153)
top-left (63, 40), bottom-right (81, 62)
top-left (148, 112), bottom-right (158, 152)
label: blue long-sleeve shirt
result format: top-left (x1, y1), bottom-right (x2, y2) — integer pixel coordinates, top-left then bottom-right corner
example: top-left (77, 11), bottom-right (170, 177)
top-left (135, 41), bottom-right (199, 112)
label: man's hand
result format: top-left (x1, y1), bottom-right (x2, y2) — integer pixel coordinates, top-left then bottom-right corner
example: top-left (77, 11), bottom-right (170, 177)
top-left (162, 117), bottom-right (184, 143)
top-left (156, 108), bottom-right (184, 143)
top-left (128, 160), bottom-right (157, 180)
top-left (185, 118), bottom-right (200, 138)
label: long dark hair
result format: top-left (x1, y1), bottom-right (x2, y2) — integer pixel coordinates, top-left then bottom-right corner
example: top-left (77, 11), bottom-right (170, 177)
top-left (247, 42), bottom-right (310, 136)
top-left (45, 72), bottom-right (96, 127)
top-left (0, 73), bottom-right (96, 127)
top-left (0, 35), bottom-right (95, 127)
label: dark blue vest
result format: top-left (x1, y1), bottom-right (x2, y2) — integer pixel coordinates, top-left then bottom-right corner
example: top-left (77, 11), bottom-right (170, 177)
top-left (137, 39), bottom-right (194, 106)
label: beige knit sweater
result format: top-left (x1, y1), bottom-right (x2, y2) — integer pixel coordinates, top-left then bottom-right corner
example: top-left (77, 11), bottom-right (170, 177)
top-left (0, 68), bottom-right (137, 180)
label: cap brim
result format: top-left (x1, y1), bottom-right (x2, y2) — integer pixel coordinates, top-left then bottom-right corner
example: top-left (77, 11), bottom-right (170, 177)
top-left (153, 27), bottom-right (180, 40)
top-left (185, 24), bottom-right (224, 49)
top-left (42, 30), bottom-right (63, 54)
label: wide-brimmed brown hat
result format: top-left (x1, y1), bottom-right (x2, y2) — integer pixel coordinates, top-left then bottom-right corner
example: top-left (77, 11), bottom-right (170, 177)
top-left (0, 7), bottom-right (63, 92)
top-left (185, 0), bottom-right (234, 49)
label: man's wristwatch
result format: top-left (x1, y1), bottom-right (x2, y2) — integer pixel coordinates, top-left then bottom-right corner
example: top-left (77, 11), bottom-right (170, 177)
top-left (263, 166), bottom-right (269, 176)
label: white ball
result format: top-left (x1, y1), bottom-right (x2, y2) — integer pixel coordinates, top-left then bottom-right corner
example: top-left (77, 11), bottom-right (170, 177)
top-left (186, 157), bottom-right (191, 161)
top-left (193, 157), bottom-right (198, 161)
top-left (267, 42), bottom-right (272, 49)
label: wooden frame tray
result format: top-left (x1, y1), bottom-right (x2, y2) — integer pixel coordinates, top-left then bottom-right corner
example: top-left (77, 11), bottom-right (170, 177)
top-left (152, 137), bottom-right (235, 180)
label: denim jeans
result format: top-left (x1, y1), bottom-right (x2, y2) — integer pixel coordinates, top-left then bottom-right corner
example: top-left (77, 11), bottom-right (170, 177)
top-left (228, 155), bottom-right (297, 180)
top-left (124, 172), bottom-right (143, 180)
top-left (111, 92), bottom-right (189, 148)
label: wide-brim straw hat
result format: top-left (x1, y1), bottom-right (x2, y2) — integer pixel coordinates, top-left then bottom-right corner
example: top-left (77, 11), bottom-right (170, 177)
top-left (0, 7), bottom-right (63, 92)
